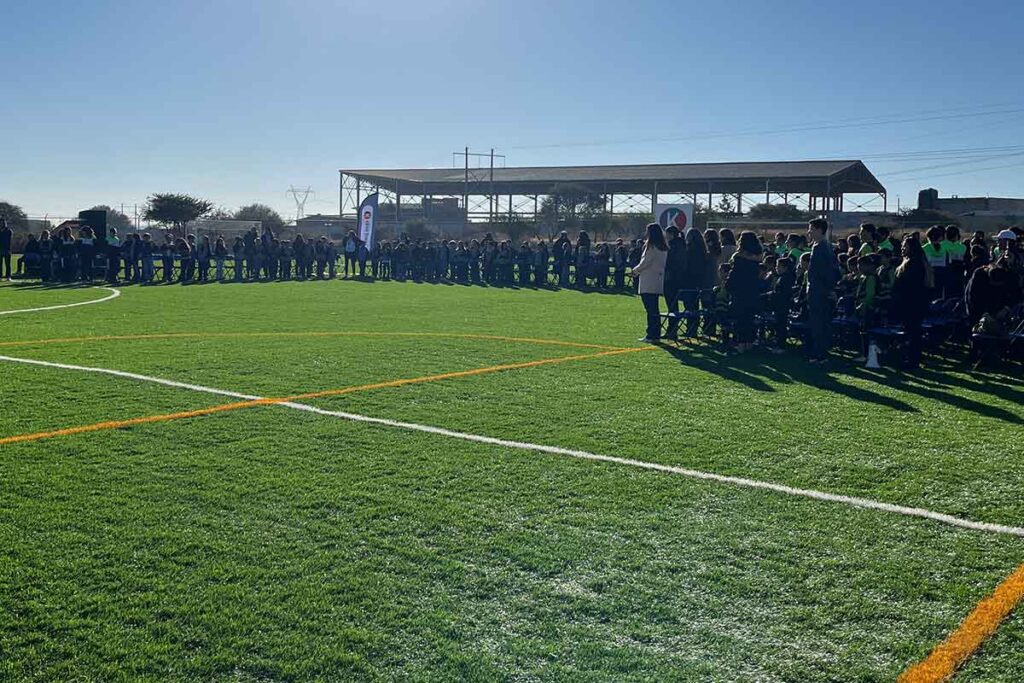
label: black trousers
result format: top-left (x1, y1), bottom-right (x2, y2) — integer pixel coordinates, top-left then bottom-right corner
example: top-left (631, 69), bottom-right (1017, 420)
top-left (664, 288), bottom-right (680, 338)
top-left (903, 317), bottom-right (923, 369)
top-left (640, 293), bottom-right (662, 340)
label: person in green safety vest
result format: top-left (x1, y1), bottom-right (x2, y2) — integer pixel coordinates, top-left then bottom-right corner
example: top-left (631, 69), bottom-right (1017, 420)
top-left (785, 233), bottom-right (804, 262)
top-left (942, 225), bottom-right (967, 298)
top-left (875, 247), bottom-right (895, 321)
top-left (854, 253), bottom-right (881, 361)
top-left (877, 226), bottom-right (895, 253)
top-left (858, 223), bottom-right (878, 256)
top-left (922, 226), bottom-right (948, 299)
top-left (993, 229), bottom-right (1018, 263)
top-left (773, 232), bottom-right (788, 257)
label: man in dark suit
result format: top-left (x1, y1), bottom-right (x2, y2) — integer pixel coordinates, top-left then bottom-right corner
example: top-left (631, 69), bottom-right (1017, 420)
top-left (806, 218), bottom-right (839, 364)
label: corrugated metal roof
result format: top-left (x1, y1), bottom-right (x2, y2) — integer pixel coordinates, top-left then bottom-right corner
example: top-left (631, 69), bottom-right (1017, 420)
top-left (341, 160), bottom-right (885, 196)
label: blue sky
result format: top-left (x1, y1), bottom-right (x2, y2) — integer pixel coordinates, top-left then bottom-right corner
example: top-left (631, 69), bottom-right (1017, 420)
top-left (3, 0), bottom-right (1023, 220)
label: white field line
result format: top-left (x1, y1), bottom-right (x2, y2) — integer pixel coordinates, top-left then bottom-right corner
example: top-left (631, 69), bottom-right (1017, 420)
top-left (0, 287), bottom-right (121, 316)
top-left (2, 353), bottom-right (1023, 539)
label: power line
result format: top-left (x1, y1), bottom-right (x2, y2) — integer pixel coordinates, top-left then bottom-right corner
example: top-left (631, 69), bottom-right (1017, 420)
top-left (887, 159), bottom-right (1024, 185)
top-left (503, 104), bottom-right (1024, 151)
top-left (877, 150), bottom-right (1024, 177)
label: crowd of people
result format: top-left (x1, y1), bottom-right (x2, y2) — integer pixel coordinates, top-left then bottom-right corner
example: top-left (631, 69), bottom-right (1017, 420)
top-left (4, 222), bottom-right (647, 290)
top-left (630, 219), bottom-right (1023, 369)
top-left (4, 215), bottom-right (1022, 369)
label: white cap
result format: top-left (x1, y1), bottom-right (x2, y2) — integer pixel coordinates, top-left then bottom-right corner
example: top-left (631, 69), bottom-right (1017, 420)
top-left (996, 229), bottom-right (1018, 240)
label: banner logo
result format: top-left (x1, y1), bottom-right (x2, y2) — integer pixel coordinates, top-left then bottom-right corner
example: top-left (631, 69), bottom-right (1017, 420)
top-left (655, 203), bottom-right (694, 231)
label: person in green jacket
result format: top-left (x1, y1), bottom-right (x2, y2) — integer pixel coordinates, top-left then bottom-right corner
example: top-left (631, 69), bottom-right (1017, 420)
top-left (854, 253), bottom-right (881, 361)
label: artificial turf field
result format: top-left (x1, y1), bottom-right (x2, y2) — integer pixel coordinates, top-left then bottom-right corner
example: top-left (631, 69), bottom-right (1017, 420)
top-left (1, 279), bottom-right (1022, 682)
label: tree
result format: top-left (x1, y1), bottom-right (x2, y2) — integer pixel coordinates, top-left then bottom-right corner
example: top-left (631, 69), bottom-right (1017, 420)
top-left (402, 219), bottom-right (434, 242)
top-left (89, 205), bottom-right (133, 232)
top-left (746, 203), bottom-right (809, 221)
top-left (539, 183), bottom-right (606, 230)
top-left (208, 207), bottom-right (234, 220)
top-left (234, 203), bottom-right (285, 233)
top-left (608, 212), bottom-right (653, 239)
top-left (493, 212), bottom-right (535, 244)
top-left (0, 201), bottom-right (28, 230)
top-left (143, 193), bottom-right (213, 235)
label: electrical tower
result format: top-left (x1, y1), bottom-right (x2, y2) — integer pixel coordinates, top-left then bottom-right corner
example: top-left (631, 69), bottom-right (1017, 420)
top-left (286, 185), bottom-right (315, 220)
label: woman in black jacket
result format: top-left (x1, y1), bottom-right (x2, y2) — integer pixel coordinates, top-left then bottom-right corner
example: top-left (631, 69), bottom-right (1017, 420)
top-left (725, 231), bottom-right (763, 353)
top-left (890, 235), bottom-right (930, 370)
top-left (681, 229), bottom-right (709, 337)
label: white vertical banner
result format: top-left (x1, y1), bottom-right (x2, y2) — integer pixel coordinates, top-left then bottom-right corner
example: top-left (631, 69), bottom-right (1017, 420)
top-left (655, 204), bottom-right (694, 232)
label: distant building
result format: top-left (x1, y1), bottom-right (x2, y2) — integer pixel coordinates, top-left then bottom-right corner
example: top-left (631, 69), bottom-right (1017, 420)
top-left (918, 188), bottom-right (1024, 230)
top-left (295, 214), bottom-right (356, 239)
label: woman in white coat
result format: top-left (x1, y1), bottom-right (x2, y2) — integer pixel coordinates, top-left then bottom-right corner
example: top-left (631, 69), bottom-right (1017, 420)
top-left (630, 223), bottom-right (669, 342)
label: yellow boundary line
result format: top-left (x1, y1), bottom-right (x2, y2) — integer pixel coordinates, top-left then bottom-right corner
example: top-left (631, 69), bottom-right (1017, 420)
top-left (0, 346), bottom-right (654, 446)
top-left (898, 563), bottom-right (1024, 683)
top-left (0, 331), bottom-right (620, 351)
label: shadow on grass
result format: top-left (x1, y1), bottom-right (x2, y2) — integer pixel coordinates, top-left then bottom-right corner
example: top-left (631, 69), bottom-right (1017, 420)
top-left (657, 342), bottom-right (918, 412)
top-left (657, 341), bottom-right (1024, 424)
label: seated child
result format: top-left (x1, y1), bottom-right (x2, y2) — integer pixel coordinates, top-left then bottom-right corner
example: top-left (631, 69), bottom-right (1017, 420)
top-left (769, 257), bottom-right (796, 351)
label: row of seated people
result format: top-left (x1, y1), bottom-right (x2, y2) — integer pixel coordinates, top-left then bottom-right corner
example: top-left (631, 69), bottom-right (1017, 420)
top-left (659, 224), bottom-right (1024, 369)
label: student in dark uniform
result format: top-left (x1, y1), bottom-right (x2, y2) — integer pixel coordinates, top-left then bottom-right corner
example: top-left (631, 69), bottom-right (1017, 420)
top-left (140, 233), bottom-right (156, 282)
top-left (214, 237), bottom-right (228, 281)
top-left (278, 239), bottom-right (292, 280)
top-left (725, 231), bottom-right (763, 354)
top-left (243, 228), bottom-right (257, 280)
top-left (16, 233), bottom-right (40, 277)
top-left (103, 228), bottom-right (121, 284)
top-left (0, 218), bottom-right (12, 281)
top-left (768, 257), bottom-right (796, 351)
top-left (613, 239), bottom-right (628, 289)
top-left (120, 232), bottom-right (135, 282)
top-left (468, 240), bottom-right (480, 283)
top-left (534, 239), bottom-right (549, 286)
top-left (232, 236), bottom-right (245, 281)
top-left (197, 235), bottom-right (212, 282)
top-left (891, 236), bottom-right (930, 370)
top-left (663, 227), bottom-right (686, 339)
top-left (39, 229), bottom-right (55, 282)
top-left (160, 234), bottom-right (175, 283)
top-left (58, 227), bottom-right (78, 282)
top-left (593, 243), bottom-right (611, 289)
top-left (517, 242), bottom-right (532, 286)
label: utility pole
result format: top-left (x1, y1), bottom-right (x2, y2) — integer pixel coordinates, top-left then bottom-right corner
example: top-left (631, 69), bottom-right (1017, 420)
top-left (452, 147), bottom-right (506, 234)
top-left (464, 146), bottom-right (469, 234)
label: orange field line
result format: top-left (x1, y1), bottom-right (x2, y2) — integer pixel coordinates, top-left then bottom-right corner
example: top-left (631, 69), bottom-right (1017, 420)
top-left (0, 331), bottom-right (621, 351)
top-left (898, 563), bottom-right (1024, 683)
top-left (0, 345), bottom-right (654, 447)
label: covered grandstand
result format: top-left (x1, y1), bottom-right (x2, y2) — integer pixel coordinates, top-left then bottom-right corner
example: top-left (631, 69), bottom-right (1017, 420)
top-left (338, 160), bottom-right (887, 227)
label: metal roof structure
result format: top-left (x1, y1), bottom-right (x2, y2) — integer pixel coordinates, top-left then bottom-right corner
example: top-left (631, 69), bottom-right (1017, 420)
top-left (340, 160), bottom-right (885, 197)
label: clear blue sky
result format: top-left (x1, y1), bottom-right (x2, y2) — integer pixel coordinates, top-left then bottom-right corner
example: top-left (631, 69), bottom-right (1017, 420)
top-left (3, 0), bottom-right (1023, 220)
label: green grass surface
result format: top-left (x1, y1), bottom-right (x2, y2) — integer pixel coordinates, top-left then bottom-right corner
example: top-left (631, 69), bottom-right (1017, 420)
top-left (1, 280), bottom-right (1022, 681)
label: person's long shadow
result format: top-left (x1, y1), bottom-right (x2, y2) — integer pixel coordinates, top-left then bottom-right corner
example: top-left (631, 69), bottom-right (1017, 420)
top-left (4, 281), bottom-right (105, 291)
top-left (659, 343), bottom-right (776, 392)
top-left (839, 365), bottom-right (1024, 426)
top-left (657, 342), bottom-right (918, 412)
